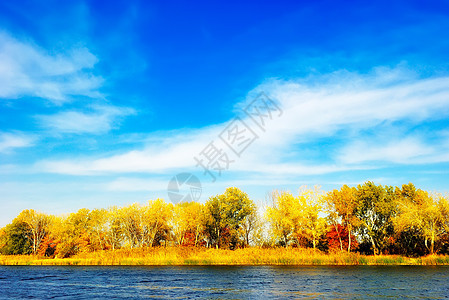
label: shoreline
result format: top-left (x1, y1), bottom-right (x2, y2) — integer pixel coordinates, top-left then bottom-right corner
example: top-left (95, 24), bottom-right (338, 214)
top-left (2, 247), bottom-right (449, 266)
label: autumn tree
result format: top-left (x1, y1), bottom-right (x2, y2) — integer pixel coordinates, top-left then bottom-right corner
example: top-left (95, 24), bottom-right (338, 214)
top-left (184, 201), bottom-right (207, 246)
top-left (326, 224), bottom-right (358, 252)
top-left (267, 187), bottom-right (327, 249)
top-left (294, 187), bottom-right (327, 249)
top-left (118, 204), bottom-right (145, 248)
top-left (0, 219), bottom-right (32, 255)
top-left (355, 182), bottom-right (396, 255)
top-left (104, 206), bottom-right (124, 250)
top-left (87, 209), bottom-right (109, 251)
top-left (266, 191), bottom-right (298, 247)
top-left (53, 209), bottom-right (92, 257)
top-left (239, 209), bottom-right (264, 247)
top-left (118, 199), bottom-right (172, 248)
top-left (394, 183), bottom-right (448, 254)
top-left (0, 228), bottom-right (6, 252)
top-left (324, 185), bottom-right (359, 251)
top-left (145, 199), bottom-right (173, 246)
top-left (205, 187), bottom-right (255, 249)
top-left (438, 195), bottom-right (449, 254)
top-left (171, 201), bottom-right (207, 246)
top-left (17, 209), bottom-right (51, 255)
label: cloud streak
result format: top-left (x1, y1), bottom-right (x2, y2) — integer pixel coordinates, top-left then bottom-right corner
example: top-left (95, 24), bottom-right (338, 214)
top-left (0, 31), bottom-right (102, 103)
top-left (36, 105), bottom-right (136, 135)
top-left (0, 132), bottom-right (34, 153)
top-left (34, 67), bottom-right (449, 177)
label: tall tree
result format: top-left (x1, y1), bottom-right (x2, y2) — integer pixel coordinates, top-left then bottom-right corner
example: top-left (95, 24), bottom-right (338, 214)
top-left (205, 187), bottom-right (255, 249)
top-left (54, 208), bottom-right (94, 257)
top-left (267, 188), bottom-right (327, 249)
top-left (355, 182), bottom-right (396, 255)
top-left (394, 183), bottom-right (447, 254)
top-left (118, 200), bottom-right (173, 248)
top-left (105, 206), bottom-right (124, 250)
top-left (145, 199), bottom-right (173, 246)
top-left (239, 210), bottom-right (263, 247)
top-left (17, 209), bottom-right (51, 255)
top-left (295, 187), bottom-right (327, 249)
top-left (266, 191), bottom-right (298, 247)
top-left (118, 204), bottom-right (146, 248)
top-left (0, 219), bottom-right (32, 255)
top-left (171, 201), bottom-right (206, 246)
top-left (324, 185), bottom-right (359, 251)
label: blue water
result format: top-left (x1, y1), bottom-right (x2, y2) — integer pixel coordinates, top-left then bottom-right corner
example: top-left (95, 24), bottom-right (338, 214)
top-left (0, 265), bottom-right (448, 299)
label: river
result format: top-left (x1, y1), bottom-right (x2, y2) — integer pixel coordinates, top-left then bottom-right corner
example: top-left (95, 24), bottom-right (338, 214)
top-left (1, 265), bottom-right (448, 299)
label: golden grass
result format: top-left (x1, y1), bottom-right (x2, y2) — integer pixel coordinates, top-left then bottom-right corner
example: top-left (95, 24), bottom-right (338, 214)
top-left (1, 247), bottom-right (449, 266)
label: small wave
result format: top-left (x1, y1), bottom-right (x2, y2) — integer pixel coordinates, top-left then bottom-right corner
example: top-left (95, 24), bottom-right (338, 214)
top-left (20, 275), bottom-right (59, 281)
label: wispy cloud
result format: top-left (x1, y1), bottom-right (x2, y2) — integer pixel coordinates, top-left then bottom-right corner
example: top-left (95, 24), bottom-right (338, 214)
top-left (35, 126), bottom-right (218, 175)
top-left (36, 105), bottom-right (136, 134)
top-left (337, 137), bottom-right (435, 165)
top-left (104, 177), bottom-right (169, 192)
top-left (0, 31), bottom-right (102, 103)
top-left (0, 132), bottom-right (34, 153)
top-left (35, 67), bottom-right (449, 177)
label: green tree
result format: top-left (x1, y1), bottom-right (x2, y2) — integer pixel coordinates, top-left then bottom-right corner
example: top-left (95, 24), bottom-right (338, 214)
top-left (205, 187), bottom-right (255, 249)
top-left (0, 219), bottom-right (32, 255)
top-left (355, 182), bottom-right (396, 255)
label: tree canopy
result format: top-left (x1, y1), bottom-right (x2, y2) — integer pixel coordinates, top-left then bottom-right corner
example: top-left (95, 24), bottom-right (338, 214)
top-left (2, 183), bottom-right (449, 257)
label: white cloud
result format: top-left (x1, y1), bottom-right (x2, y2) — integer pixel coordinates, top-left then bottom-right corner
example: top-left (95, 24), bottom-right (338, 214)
top-left (36, 105), bottom-right (136, 134)
top-left (0, 31), bottom-right (102, 103)
top-left (35, 126), bottom-right (218, 174)
top-left (337, 137), bottom-right (435, 164)
top-left (35, 67), bottom-right (449, 176)
top-left (0, 132), bottom-right (34, 153)
top-left (104, 177), bottom-right (169, 192)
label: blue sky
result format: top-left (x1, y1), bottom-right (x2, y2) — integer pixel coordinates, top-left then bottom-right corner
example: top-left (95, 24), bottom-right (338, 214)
top-left (1, 0), bottom-right (449, 226)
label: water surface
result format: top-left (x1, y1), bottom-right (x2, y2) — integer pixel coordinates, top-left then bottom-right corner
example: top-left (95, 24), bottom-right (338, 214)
top-left (0, 265), bottom-right (448, 299)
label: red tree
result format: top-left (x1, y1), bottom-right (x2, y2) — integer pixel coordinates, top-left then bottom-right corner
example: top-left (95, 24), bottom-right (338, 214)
top-left (326, 224), bottom-right (358, 251)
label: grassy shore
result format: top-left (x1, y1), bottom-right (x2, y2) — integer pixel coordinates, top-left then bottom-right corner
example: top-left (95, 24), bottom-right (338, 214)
top-left (1, 247), bottom-right (449, 266)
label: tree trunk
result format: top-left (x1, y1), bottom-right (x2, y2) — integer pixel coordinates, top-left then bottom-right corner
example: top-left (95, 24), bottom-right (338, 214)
top-left (431, 231), bottom-right (435, 254)
top-left (32, 230), bottom-right (37, 255)
top-left (194, 226), bottom-right (199, 247)
top-left (216, 228), bottom-right (220, 249)
top-left (370, 236), bottom-right (377, 256)
top-left (347, 225), bottom-right (352, 252)
top-left (312, 232), bottom-right (317, 249)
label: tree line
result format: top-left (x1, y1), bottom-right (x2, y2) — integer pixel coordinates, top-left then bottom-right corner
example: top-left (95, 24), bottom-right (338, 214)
top-left (1, 183), bottom-right (449, 258)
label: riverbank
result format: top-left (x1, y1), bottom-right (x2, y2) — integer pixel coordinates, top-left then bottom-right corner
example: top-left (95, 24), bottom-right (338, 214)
top-left (2, 247), bottom-right (449, 266)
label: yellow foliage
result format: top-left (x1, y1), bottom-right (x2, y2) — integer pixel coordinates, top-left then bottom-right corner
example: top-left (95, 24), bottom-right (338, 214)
top-left (2, 248), bottom-right (449, 266)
